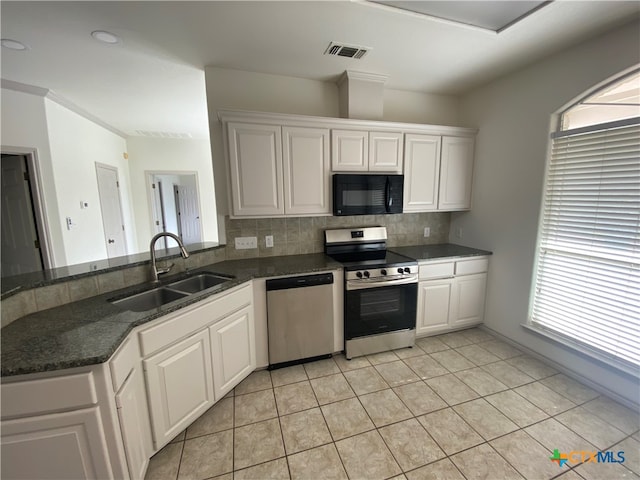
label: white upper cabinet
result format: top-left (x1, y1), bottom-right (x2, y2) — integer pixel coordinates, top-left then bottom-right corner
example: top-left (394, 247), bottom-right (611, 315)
top-left (227, 122), bottom-right (284, 216)
top-left (439, 136), bottom-right (475, 210)
top-left (226, 122), bottom-right (330, 217)
top-left (220, 110), bottom-right (476, 216)
top-left (369, 131), bottom-right (404, 172)
top-left (331, 129), bottom-right (369, 171)
top-left (283, 126), bottom-right (331, 215)
top-left (403, 134), bottom-right (441, 212)
top-left (403, 134), bottom-right (475, 213)
top-left (331, 129), bottom-right (403, 173)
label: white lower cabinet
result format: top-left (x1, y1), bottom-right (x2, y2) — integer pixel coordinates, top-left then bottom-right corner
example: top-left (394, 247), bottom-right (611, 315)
top-left (0, 370), bottom-right (117, 480)
top-left (417, 278), bottom-right (453, 334)
top-left (115, 367), bottom-right (152, 480)
top-left (210, 305), bottom-right (256, 399)
top-left (141, 282), bottom-right (255, 451)
top-left (417, 256), bottom-right (488, 336)
top-left (1, 407), bottom-right (113, 480)
top-left (0, 281), bottom-right (258, 479)
top-left (450, 273), bottom-right (487, 328)
top-left (144, 329), bottom-right (215, 448)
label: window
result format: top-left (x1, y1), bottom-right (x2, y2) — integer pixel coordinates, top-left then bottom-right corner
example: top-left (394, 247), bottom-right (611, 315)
top-left (530, 71), bottom-right (640, 373)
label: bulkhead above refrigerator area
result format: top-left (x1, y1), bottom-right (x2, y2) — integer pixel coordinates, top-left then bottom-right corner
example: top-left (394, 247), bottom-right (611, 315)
top-left (218, 109), bottom-right (477, 219)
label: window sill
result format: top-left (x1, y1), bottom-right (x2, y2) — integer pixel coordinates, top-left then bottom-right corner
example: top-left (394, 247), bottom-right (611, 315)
top-left (521, 323), bottom-right (640, 379)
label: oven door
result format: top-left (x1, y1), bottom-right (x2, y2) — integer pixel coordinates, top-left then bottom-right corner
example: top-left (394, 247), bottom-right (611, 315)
top-left (344, 279), bottom-right (417, 340)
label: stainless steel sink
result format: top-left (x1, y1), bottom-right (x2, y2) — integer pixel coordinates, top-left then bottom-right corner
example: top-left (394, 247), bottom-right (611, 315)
top-left (111, 287), bottom-right (189, 312)
top-left (111, 272), bottom-right (233, 312)
top-left (167, 273), bottom-right (233, 294)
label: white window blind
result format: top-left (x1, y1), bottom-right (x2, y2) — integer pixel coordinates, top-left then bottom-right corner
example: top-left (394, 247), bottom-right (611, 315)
top-left (531, 118), bottom-right (640, 371)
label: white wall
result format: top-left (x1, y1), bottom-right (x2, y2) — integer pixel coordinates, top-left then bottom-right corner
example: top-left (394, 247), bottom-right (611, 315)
top-left (44, 99), bottom-right (136, 265)
top-left (384, 88), bottom-right (460, 126)
top-left (126, 136), bottom-right (218, 252)
top-left (453, 20), bottom-right (640, 405)
top-left (1, 89), bottom-right (65, 266)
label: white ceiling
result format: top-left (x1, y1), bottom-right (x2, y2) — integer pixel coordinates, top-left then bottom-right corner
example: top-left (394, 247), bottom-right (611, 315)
top-left (1, 1), bottom-right (638, 139)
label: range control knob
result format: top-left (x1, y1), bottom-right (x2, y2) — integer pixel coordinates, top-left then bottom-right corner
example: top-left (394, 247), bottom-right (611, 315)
top-left (397, 267), bottom-right (404, 274)
top-left (356, 271), bottom-right (363, 278)
top-left (404, 267), bottom-right (411, 273)
top-left (381, 269), bottom-right (387, 276)
top-left (364, 271), bottom-right (370, 278)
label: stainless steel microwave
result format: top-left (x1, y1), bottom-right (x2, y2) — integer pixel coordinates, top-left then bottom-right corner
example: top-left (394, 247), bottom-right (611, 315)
top-left (333, 174), bottom-right (404, 216)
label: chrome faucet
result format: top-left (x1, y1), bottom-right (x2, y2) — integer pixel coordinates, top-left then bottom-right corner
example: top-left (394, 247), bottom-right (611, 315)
top-left (149, 232), bottom-right (190, 283)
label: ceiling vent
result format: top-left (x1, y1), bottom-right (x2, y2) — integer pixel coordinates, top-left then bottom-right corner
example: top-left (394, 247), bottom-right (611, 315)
top-left (135, 130), bottom-right (193, 139)
top-left (324, 42), bottom-right (370, 59)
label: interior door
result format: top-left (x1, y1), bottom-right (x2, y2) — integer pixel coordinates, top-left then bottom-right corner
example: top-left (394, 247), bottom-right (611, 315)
top-left (174, 184), bottom-right (201, 245)
top-left (1, 155), bottom-right (44, 276)
top-left (95, 163), bottom-right (127, 258)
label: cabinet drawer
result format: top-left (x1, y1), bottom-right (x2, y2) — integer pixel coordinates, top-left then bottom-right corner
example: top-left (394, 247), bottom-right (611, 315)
top-left (109, 336), bottom-right (140, 392)
top-left (455, 257), bottom-right (489, 275)
top-left (1, 372), bottom-right (97, 419)
top-left (419, 261), bottom-right (454, 280)
top-left (139, 283), bottom-right (253, 357)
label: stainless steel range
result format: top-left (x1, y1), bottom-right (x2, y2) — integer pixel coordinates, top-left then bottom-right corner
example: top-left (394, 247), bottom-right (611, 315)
top-left (325, 226), bottom-right (418, 359)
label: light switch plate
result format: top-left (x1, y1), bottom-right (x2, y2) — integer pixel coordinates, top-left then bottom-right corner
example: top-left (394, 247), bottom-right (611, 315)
top-left (265, 235), bottom-right (274, 248)
top-left (423, 227), bottom-right (430, 237)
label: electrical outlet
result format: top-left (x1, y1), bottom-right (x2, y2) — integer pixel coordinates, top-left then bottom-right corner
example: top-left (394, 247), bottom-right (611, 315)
top-left (423, 227), bottom-right (431, 238)
top-left (235, 236), bottom-right (257, 249)
top-left (265, 235), bottom-right (274, 248)
top-left (455, 227), bottom-right (463, 239)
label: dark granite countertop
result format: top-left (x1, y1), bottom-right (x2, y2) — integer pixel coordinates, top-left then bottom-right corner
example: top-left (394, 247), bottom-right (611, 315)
top-left (1, 253), bottom-right (341, 378)
top-left (1, 242), bottom-right (224, 298)
top-left (390, 243), bottom-right (492, 261)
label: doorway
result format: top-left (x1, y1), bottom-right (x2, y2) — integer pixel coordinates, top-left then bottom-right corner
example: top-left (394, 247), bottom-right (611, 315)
top-left (95, 163), bottom-right (127, 259)
top-left (1, 152), bottom-right (47, 276)
top-left (148, 172), bottom-right (202, 248)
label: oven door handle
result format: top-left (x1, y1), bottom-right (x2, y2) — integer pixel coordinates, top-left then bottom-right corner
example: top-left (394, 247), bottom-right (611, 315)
top-left (346, 275), bottom-right (418, 291)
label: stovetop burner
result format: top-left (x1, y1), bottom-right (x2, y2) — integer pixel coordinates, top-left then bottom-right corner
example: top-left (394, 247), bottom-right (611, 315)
top-left (331, 251), bottom-right (416, 271)
top-left (324, 226), bottom-right (418, 274)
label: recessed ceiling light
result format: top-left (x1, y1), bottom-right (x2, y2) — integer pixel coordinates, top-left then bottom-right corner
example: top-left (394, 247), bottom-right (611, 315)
top-left (1, 39), bottom-right (28, 51)
top-left (91, 30), bottom-right (121, 45)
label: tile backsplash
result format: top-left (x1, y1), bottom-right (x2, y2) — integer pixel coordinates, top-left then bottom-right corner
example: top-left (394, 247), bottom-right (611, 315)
top-left (224, 212), bottom-right (451, 259)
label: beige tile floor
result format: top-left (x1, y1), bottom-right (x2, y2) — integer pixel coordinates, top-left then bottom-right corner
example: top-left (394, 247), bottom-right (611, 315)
top-left (144, 328), bottom-right (640, 480)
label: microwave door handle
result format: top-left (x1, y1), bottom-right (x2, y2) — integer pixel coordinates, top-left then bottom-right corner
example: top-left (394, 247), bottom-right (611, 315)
top-left (385, 177), bottom-right (392, 212)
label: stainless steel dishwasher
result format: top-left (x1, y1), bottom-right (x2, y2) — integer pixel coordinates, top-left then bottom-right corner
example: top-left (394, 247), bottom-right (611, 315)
top-left (266, 272), bottom-right (334, 369)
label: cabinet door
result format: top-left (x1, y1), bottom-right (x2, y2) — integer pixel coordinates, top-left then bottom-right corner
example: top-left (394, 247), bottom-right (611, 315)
top-left (1, 407), bottom-right (112, 480)
top-left (116, 368), bottom-right (152, 480)
top-left (403, 134), bottom-right (441, 212)
top-left (227, 122), bottom-right (284, 216)
top-left (416, 279), bottom-right (453, 336)
top-left (283, 126), bottom-right (331, 215)
top-left (450, 273), bottom-right (487, 328)
top-left (331, 129), bottom-right (368, 171)
top-left (144, 329), bottom-right (214, 448)
top-left (210, 306), bottom-right (256, 400)
top-left (369, 131), bottom-right (403, 172)
top-left (438, 136), bottom-right (475, 210)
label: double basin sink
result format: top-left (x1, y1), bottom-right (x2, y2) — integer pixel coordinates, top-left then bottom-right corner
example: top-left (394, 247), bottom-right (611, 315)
top-left (111, 272), bottom-right (234, 312)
